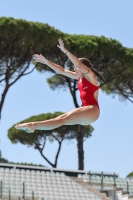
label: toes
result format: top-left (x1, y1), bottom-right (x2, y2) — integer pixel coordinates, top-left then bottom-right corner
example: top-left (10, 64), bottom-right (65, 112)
top-left (21, 127), bottom-right (33, 133)
top-left (15, 125), bottom-right (20, 129)
top-left (14, 124), bottom-right (34, 133)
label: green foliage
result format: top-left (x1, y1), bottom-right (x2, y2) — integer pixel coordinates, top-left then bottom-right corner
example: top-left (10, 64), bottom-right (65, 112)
top-left (126, 172), bottom-right (133, 178)
top-left (47, 75), bottom-right (69, 90)
top-left (0, 17), bottom-right (65, 118)
top-left (0, 150), bottom-right (9, 163)
top-left (1, 16), bottom-right (132, 113)
top-left (9, 162), bottom-right (46, 167)
top-left (8, 112), bottom-right (93, 146)
top-left (67, 35), bottom-right (133, 102)
top-left (8, 112), bottom-right (93, 168)
top-left (41, 34), bottom-right (133, 103)
top-left (0, 150), bottom-right (46, 166)
top-left (63, 35), bottom-right (122, 57)
top-left (0, 16), bottom-right (64, 71)
top-left (2, 17), bottom-right (133, 169)
top-left (0, 16), bottom-right (63, 50)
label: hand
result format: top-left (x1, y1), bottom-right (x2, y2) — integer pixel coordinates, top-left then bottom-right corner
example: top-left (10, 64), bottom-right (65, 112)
top-left (33, 54), bottom-right (48, 64)
top-left (57, 38), bottom-right (67, 53)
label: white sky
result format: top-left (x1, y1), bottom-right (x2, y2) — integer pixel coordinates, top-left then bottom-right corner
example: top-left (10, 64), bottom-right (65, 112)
top-left (0, 0), bottom-right (133, 178)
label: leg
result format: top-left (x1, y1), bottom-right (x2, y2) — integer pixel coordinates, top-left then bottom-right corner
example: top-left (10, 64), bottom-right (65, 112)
top-left (15, 105), bottom-right (100, 133)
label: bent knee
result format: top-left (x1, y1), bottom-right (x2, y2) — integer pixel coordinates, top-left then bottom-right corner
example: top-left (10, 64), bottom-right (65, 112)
top-left (56, 113), bottom-right (69, 123)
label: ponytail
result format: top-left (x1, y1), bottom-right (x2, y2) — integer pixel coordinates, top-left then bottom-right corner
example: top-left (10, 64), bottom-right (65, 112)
top-left (79, 58), bottom-right (105, 83)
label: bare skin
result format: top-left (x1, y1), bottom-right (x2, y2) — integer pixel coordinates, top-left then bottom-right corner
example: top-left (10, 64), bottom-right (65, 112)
top-left (15, 39), bottom-right (100, 133)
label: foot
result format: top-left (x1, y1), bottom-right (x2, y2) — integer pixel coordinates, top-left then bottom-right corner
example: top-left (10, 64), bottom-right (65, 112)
top-left (15, 123), bottom-right (35, 133)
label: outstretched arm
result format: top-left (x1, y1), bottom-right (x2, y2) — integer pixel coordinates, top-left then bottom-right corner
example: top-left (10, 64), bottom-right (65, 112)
top-left (57, 38), bottom-right (92, 75)
top-left (33, 54), bottom-right (77, 79)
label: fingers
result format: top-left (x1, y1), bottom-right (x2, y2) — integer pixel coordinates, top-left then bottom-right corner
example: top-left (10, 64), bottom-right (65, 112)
top-left (58, 38), bottom-right (64, 46)
top-left (57, 44), bottom-right (60, 49)
top-left (33, 54), bottom-right (45, 59)
top-left (33, 54), bottom-right (38, 61)
top-left (58, 38), bottom-right (64, 44)
top-left (33, 57), bottom-right (40, 63)
top-left (40, 54), bottom-right (44, 59)
top-left (39, 54), bottom-right (46, 63)
top-left (33, 54), bottom-right (46, 63)
top-left (57, 38), bottom-right (65, 53)
top-left (33, 54), bottom-right (40, 59)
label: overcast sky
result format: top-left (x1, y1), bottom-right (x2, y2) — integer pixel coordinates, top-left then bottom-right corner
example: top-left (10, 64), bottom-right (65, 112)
top-left (0, 0), bottom-right (133, 178)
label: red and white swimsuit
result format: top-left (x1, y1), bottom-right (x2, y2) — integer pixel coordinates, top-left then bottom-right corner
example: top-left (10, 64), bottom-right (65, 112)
top-left (78, 77), bottom-right (99, 109)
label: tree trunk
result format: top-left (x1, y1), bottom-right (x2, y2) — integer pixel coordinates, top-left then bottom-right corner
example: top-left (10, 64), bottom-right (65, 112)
top-left (0, 85), bottom-right (9, 119)
top-left (77, 125), bottom-right (85, 170)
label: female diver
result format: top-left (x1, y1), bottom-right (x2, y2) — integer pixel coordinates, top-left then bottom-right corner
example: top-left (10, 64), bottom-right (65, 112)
top-left (15, 38), bottom-right (104, 133)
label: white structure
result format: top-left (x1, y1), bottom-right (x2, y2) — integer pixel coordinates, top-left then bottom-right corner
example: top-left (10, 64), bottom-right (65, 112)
top-left (0, 163), bottom-right (132, 200)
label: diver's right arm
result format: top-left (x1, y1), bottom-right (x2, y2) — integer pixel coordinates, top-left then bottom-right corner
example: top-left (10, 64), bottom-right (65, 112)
top-left (33, 54), bottom-right (77, 79)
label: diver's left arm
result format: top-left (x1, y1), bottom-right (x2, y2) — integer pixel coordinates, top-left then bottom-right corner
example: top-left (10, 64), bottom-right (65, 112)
top-left (57, 38), bottom-right (94, 76)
